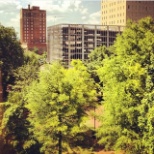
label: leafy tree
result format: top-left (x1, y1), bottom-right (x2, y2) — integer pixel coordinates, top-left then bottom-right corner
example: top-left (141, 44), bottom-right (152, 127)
top-left (0, 24), bottom-right (24, 100)
top-left (0, 52), bottom-right (43, 154)
top-left (86, 46), bottom-right (112, 104)
top-left (96, 17), bottom-right (154, 153)
top-left (25, 60), bottom-right (97, 154)
top-left (87, 45), bottom-right (111, 70)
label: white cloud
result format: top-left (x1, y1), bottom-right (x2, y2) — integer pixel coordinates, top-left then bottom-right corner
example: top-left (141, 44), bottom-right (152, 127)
top-left (0, 0), bottom-right (101, 37)
top-left (80, 8), bottom-right (88, 15)
top-left (90, 11), bottom-right (100, 19)
top-left (6, 14), bottom-right (20, 35)
top-left (0, 11), bottom-right (4, 14)
top-left (85, 11), bottom-right (101, 24)
top-left (82, 16), bottom-right (86, 20)
top-left (29, 0), bottom-right (82, 13)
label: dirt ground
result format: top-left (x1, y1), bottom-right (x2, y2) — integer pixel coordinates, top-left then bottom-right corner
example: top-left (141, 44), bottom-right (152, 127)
top-left (96, 151), bottom-right (123, 154)
top-left (96, 151), bottom-right (114, 154)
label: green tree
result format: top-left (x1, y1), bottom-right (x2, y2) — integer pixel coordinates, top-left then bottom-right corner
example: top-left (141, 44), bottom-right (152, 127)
top-left (87, 45), bottom-right (111, 70)
top-left (25, 60), bottom-right (97, 154)
top-left (96, 17), bottom-right (154, 153)
top-left (0, 52), bottom-right (43, 154)
top-left (0, 24), bottom-right (24, 100)
top-left (86, 45), bottom-right (112, 103)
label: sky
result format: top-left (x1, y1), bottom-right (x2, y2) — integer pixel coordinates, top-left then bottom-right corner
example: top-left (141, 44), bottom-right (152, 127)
top-left (0, 0), bottom-right (101, 37)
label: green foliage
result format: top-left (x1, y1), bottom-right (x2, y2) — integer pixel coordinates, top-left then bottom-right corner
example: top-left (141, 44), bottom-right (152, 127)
top-left (0, 24), bottom-right (24, 100)
top-left (96, 17), bottom-right (154, 153)
top-left (12, 52), bottom-right (44, 92)
top-left (25, 60), bottom-right (97, 153)
top-left (0, 52), bottom-right (42, 154)
top-left (88, 45), bottom-right (111, 69)
top-left (86, 46), bottom-right (111, 103)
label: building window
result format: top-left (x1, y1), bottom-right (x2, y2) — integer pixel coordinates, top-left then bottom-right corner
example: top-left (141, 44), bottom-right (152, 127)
top-left (128, 5), bottom-right (130, 9)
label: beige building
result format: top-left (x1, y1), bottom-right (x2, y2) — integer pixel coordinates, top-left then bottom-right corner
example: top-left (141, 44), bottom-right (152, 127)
top-left (101, 0), bottom-right (154, 26)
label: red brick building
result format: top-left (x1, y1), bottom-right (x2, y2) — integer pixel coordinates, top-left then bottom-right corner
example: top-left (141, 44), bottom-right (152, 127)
top-left (20, 5), bottom-right (46, 54)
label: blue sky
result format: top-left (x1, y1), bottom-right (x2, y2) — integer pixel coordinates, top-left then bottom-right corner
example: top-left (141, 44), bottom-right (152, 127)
top-left (0, 0), bottom-right (101, 37)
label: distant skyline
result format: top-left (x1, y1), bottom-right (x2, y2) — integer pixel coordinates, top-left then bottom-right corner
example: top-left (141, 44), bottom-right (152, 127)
top-left (0, 0), bottom-right (101, 38)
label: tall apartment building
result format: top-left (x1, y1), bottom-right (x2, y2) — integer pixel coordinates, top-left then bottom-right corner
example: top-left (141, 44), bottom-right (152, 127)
top-left (20, 5), bottom-right (46, 54)
top-left (47, 24), bottom-right (123, 66)
top-left (101, 1), bottom-right (154, 26)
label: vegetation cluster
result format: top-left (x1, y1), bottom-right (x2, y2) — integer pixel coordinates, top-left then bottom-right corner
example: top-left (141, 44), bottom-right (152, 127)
top-left (0, 17), bottom-right (154, 154)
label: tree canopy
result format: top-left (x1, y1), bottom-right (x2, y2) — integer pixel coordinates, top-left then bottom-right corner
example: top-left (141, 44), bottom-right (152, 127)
top-left (96, 17), bottom-right (154, 154)
top-left (0, 24), bottom-right (24, 100)
top-left (25, 60), bottom-right (97, 154)
top-left (0, 52), bottom-right (43, 154)
top-left (1, 59), bottom-right (97, 154)
top-left (1, 17), bottom-right (154, 154)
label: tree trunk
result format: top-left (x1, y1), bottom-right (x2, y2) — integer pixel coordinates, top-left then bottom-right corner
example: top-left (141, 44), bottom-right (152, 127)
top-left (58, 115), bottom-right (62, 154)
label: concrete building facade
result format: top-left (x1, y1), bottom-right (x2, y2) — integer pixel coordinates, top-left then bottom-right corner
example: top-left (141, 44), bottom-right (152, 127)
top-left (20, 5), bottom-right (46, 54)
top-left (47, 24), bottom-right (123, 66)
top-left (101, 0), bottom-right (154, 26)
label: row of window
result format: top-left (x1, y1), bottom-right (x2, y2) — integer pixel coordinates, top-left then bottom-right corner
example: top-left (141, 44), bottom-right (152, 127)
top-left (24, 35), bottom-right (46, 38)
top-left (23, 12), bottom-right (45, 17)
top-left (24, 30), bottom-right (45, 34)
top-left (24, 25), bottom-right (46, 28)
top-left (102, 13), bottom-right (125, 19)
top-left (127, 5), bottom-right (154, 11)
top-left (24, 28), bottom-right (46, 31)
top-left (24, 18), bottom-right (45, 21)
top-left (102, 1), bottom-right (125, 8)
top-left (103, 5), bottom-right (125, 11)
top-left (23, 19), bottom-right (45, 22)
top-left (24, 21), bottom-right (45, 25)
top-left (102, 19), bottom-right (125, 25)
top-left (102, 1), bottom-right (154, 8)
top-left (102, 4), bottom-right (154, 12)
top-left (24, 39), bottom-right (46, 43)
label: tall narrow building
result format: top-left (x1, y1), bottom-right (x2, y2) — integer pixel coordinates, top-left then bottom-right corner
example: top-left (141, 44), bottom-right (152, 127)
top-left (101, 1), bottom-right (154, 26)
top-left (20, 5), bottom-right (46, 54)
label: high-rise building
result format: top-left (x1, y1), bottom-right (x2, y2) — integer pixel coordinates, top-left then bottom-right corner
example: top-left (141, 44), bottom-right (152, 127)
top-left (47, 24), bottom-right (123, 66)
top-left (101, 1), bottom-right (154, 26)
top-left (20, 5), bottom-right (46, 54)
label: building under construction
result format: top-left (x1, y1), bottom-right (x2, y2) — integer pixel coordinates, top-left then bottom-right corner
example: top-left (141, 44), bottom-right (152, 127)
top-left (47, 24), bottom-right (124, 66)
